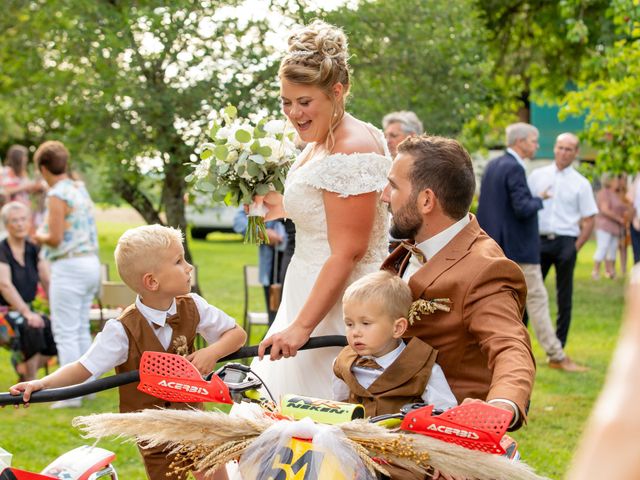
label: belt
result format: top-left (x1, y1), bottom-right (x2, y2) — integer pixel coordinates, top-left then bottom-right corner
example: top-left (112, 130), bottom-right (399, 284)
top-left (540, 234), bottom-right (557, 240)
top-left (52, 250), bottom-right (96, 262)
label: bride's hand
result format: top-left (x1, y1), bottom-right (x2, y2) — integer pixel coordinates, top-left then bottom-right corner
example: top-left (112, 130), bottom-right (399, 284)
top-left (258, 324), bottom-right (313, 361)
top-left (254, 191), bottom-right (285, 221)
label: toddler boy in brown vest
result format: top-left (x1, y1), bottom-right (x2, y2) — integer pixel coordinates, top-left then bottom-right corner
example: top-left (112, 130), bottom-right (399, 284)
top-left (332, 271), bottom-right (457, 480)
top-left (332, 271), bottom-right (456, 417)
top-left (10, 225), bottom-right (247, 480)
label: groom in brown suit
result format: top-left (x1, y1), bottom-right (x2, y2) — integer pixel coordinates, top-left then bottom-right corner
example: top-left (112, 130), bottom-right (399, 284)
top-left (381, 135), bottom-right (535, 431)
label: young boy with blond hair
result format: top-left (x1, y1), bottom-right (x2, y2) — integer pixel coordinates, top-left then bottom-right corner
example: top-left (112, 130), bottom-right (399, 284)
top-left (332, 270), bottom-right (456, 417)
top-left (10, 224), bottom-right (246, 480)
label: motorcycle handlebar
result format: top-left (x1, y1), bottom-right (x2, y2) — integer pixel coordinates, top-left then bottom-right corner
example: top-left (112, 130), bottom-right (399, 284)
top-left (0, 335), bottom-right (347, 406)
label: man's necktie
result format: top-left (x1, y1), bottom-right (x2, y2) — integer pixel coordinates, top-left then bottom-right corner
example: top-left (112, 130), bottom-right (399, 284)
top-left (400, 240), bottom-right (427, 264)
top-left (354, 356), bottom-right (383, 370)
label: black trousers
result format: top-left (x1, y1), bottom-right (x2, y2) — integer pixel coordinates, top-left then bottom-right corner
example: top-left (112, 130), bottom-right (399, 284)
top-left (540, 235), bottom-right (577, 347)
top-left (630, 223), bottom-right (640, 264)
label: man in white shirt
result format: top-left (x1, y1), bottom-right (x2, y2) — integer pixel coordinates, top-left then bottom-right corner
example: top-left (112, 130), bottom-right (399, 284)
top-left (528, 133), bottom-right (598, 347)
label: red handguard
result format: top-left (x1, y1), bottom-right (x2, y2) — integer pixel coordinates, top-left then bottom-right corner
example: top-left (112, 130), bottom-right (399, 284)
top-left (400, 403), bottom-right (512, 454)
top-left (138, 351), bottom-right (232, 404)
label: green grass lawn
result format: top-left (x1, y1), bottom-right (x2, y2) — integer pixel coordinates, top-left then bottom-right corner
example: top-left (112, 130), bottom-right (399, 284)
top-left (0, 222), bottom-right (629, 479)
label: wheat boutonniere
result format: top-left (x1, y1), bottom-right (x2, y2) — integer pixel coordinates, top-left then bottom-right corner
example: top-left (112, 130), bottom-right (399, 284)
top-left (408, 298), bottom-right (452, 325)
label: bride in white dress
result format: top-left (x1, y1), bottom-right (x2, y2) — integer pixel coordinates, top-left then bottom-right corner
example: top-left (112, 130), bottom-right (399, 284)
top-left (252, 20), bottom-right (391, 402)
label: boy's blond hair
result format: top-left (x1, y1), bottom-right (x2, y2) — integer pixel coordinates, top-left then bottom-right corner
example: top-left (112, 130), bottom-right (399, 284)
top-left (343, 271), bottom-right (412, 320)
top-left (115, 224), bottom-right (183, 291)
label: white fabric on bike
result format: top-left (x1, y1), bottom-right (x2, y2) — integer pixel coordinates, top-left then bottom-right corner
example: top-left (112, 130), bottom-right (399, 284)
top-left (239, 417), bottom-right (376, 480)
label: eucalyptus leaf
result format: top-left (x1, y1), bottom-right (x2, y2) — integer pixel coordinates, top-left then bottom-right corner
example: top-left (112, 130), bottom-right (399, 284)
top-left (258, 146), bottom-right (272, 157)
top-left (218, 163), bottom-right (229, 174)
top-left (249, 154), bottom-right (265, 165)
top-left (239, 182), bottom-right (250, 200)
top-left (235, 129), bottom-right (252, 143)
top-left (254, 123), bottom-right (266, 139)
top-left (224, 105), bottom-right (237, 120)
top-left (214, 145), bottom-right (229, 161)
top-left (255, 183), bottom-right (271, 195)
top-left (196, 181), bottom-right (216, 192)
top-left (247, 161), bottom-right (260, 177)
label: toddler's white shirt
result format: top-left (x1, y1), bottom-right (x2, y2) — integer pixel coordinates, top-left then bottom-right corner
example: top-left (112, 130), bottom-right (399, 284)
top-left (331, 341), bottom-right (458, 412)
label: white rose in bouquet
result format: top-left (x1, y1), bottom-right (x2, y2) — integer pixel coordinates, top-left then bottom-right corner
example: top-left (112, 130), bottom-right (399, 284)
top-left (187, 105), bottom-right (296, 245)
top-left (263, 119), bottom-right (286, 135)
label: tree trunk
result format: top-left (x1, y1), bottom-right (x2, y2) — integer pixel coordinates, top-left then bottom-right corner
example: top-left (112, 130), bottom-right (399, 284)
top-left (114, 177), bottom-right (163, 225)
top-left (163, 155), bottom-right (201, 294)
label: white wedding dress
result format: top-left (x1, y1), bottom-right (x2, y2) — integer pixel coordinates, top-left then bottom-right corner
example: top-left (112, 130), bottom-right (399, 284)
top-left (249, 127), bottom-right (391, 402)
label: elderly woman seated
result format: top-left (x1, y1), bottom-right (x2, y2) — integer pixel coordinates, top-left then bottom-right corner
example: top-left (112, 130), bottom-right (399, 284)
top-left (0, 201), bottom-right (55, 381)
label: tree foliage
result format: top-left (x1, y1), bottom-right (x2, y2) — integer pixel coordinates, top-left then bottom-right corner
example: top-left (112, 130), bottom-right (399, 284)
top-left (462, 0), bottom-right (618, 149)
top-left (324, 0), bottom-right (492, 137)
top-left (0, 0), bottom-right (285, 259)
top-left (560, 1), bottom-right (640, 172)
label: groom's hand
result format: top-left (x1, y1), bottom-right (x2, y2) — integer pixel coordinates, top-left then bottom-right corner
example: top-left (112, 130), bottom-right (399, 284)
top-left (258, 324), bottom-right (312, 361)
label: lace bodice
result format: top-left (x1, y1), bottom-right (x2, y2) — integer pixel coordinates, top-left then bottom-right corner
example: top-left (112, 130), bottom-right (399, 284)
top-left (284, 142), bottom-right (391, 271)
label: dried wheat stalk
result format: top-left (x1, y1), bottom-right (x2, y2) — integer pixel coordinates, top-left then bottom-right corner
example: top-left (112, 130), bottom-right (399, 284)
top-left (74, 409), bottom-right (549, 480)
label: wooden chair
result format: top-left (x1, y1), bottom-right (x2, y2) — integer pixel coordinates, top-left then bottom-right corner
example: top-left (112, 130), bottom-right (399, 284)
top-left (90, 272), bottom-right (137, 332)
top-left (243, 265), bottom-right (269, 345)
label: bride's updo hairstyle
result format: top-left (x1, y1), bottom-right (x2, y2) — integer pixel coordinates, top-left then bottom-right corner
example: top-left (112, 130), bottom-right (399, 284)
top-left (280, 20), bottom-right (350, 146)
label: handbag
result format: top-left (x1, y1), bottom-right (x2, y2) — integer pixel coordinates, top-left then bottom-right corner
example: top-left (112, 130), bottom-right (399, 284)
top-left (0, 312), bottom-right (16, 349)
top-left (269, 283), bottom-right (282, 311)
top-left (268, 249), bottom-right (282, 311)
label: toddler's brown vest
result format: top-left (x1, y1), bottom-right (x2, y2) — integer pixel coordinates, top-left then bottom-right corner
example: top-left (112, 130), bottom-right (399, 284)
top-left (333, 337), bottom-right (438, 417)
top-left (115, 295), bottom-right (202, 413)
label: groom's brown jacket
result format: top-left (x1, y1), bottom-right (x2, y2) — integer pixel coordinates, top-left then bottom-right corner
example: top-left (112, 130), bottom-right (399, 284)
top-left (381, 214), bottom-right (535, 429)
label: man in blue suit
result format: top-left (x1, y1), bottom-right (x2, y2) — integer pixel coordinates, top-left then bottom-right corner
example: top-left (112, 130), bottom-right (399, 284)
top-left (477, 123), bottom-right (587, 372)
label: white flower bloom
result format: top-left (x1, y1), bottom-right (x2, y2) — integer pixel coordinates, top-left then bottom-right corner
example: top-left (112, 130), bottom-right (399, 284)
top-left (225, 149), bottom-right (239, 164)
top-left (263, 119), bottom-right (286, 135)
top-left (216, 126), bottom-right (231, 141)
top-left (193, 157), bottom-right (211, 179)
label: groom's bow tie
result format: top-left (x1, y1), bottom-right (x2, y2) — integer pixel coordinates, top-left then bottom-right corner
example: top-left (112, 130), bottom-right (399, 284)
top-left (400, 240), bottom-right (427, 264)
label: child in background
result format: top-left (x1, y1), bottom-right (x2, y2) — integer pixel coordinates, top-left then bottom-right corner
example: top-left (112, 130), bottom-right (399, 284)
top-left (10, 224), bottom-right (246, 480)
top-left (332, 270), bottom-right (457, 416)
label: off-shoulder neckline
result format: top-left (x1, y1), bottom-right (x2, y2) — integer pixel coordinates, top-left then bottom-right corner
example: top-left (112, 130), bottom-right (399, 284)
top-left (291, 147), bottom-right (390, 176)
top-left (293, 123), bottom-right (390, 172)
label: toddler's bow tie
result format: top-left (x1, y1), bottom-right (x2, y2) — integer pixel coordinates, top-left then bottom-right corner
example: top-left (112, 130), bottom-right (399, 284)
top-left (354, 356), bottom-right (383, 370)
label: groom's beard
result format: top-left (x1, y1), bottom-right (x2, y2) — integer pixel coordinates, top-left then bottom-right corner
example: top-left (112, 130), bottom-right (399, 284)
top-left (389, 200), bottom-right (422, 240)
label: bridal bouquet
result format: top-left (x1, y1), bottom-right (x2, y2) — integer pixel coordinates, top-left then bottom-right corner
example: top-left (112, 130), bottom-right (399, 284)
top-left (189, 105), bottom-right (296, 244)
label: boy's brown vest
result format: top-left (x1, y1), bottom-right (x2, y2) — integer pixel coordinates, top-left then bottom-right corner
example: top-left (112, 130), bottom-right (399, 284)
top-left (333, 337), bottom-right (438, 417)
top-left (115, 295), bottom-right (202, 413)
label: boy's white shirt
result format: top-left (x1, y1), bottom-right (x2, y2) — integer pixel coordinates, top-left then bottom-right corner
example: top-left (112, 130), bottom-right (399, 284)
top-left (79, 293), bottom-right (236, 378)
top-left (331, 340), bottom-right (458, 411)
